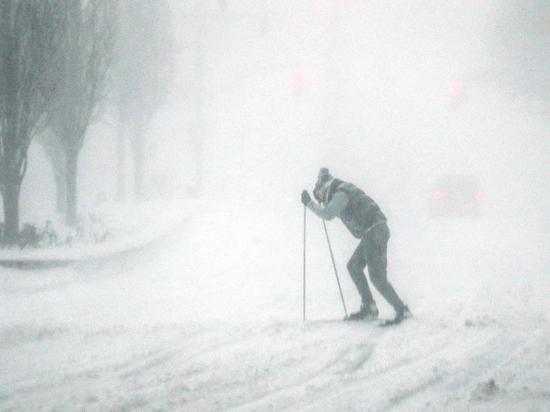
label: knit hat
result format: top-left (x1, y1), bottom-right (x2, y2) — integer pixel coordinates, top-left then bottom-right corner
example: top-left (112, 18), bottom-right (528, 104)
top-left (313, 167), bottom-right (333, 202)
top-left (318, 167), bottom-right (332, 182)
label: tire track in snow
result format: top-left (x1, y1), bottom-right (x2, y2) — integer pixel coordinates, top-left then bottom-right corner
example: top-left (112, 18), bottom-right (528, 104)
top-left (225, 345), bottom-right (375, 411)
top-left (222, 326), bottom-right (387, 411)
top-left (259, 321), bottom-right (463, 411)
top-left (1, 323), bottom-right (246, 411)
top-left (385, 375), bottom-right (445, 410)
top-left (114, 327), bottom-right (249, 381)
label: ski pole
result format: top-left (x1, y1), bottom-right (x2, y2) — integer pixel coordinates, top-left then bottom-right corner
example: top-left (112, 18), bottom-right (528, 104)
top-left (303, 204), bottom-right (307, 322)
top-left (322, 220), bottom-right (348, 318)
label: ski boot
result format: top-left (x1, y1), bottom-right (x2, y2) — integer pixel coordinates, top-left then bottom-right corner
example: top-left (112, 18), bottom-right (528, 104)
top-left (380, 305), bottom-right (412, 327)
top-left (346, 302), bottom-right (379, 321)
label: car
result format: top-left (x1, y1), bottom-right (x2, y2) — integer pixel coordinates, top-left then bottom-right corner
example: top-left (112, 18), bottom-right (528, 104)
top-left (429, 175), bottom-right (482, 217)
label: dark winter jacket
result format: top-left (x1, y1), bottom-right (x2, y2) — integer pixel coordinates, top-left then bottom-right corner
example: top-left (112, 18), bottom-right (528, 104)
top-left (325, 179), bottom-right (387, 238)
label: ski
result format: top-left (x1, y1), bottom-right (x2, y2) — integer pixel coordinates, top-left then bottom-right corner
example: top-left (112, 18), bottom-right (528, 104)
top-left (343, 317), bottom-right (378, 323)
top-left (378, 318), bottom-right (404, 327)
top-left (379, 313), bottom-right (412, 327)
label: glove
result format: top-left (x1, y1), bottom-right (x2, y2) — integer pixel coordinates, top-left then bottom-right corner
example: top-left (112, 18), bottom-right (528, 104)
top-left (301, 190), bottom-right (312, 206)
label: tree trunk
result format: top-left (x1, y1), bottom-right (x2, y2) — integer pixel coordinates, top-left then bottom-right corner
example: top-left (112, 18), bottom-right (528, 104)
top-left (54, 161), bottom-right (67, 215)
top-left (116, 117), bottom-right (127, 202)
top-left (48, 147), bottom-right (67, 215)
top-left (1, 180), bottom-right (21, 245)
top-left (37, 135), bottom-right (67, 215)
top-left (66, 151), bottom-right (79, 226)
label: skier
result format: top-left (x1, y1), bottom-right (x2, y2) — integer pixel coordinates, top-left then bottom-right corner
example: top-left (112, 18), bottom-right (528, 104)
top-left (301, 168), bottom-right (410, 324)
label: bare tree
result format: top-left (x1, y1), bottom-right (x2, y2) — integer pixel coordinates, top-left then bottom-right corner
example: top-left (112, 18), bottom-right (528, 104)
top-left (0, 1), bottom-right (64, 244)
top-left (48, 0), bottom-right (118, 226)
top-left (114, 0), bottom-right (174, 201)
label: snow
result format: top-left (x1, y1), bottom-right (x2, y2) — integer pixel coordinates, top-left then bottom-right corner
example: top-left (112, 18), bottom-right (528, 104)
top-left (0, 200), bottom-right (195, 262)
top-left (1, 1), bottom-right (549, 410)
top-left (1, 199), bottom-right (549, 411)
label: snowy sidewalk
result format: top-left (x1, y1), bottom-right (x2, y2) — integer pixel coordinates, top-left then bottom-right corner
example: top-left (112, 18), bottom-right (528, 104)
top-left (0, 199), bottom-right (198, 266)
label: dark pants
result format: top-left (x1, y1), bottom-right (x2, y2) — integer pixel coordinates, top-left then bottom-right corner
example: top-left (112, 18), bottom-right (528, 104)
top-left (346, 222), bottom-right (405, 311)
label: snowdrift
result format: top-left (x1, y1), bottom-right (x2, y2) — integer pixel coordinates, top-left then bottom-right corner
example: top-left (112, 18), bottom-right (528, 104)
top-left (0, 200), bottom-right (196, 268)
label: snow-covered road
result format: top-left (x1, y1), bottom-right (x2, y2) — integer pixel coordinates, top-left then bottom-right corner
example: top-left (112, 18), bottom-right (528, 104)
top-left (1, 202), bottom-right (549, 411)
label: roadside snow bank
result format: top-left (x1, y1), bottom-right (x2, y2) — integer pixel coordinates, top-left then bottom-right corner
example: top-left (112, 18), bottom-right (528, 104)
top-left (0, 199), bottom-right (197, 262)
